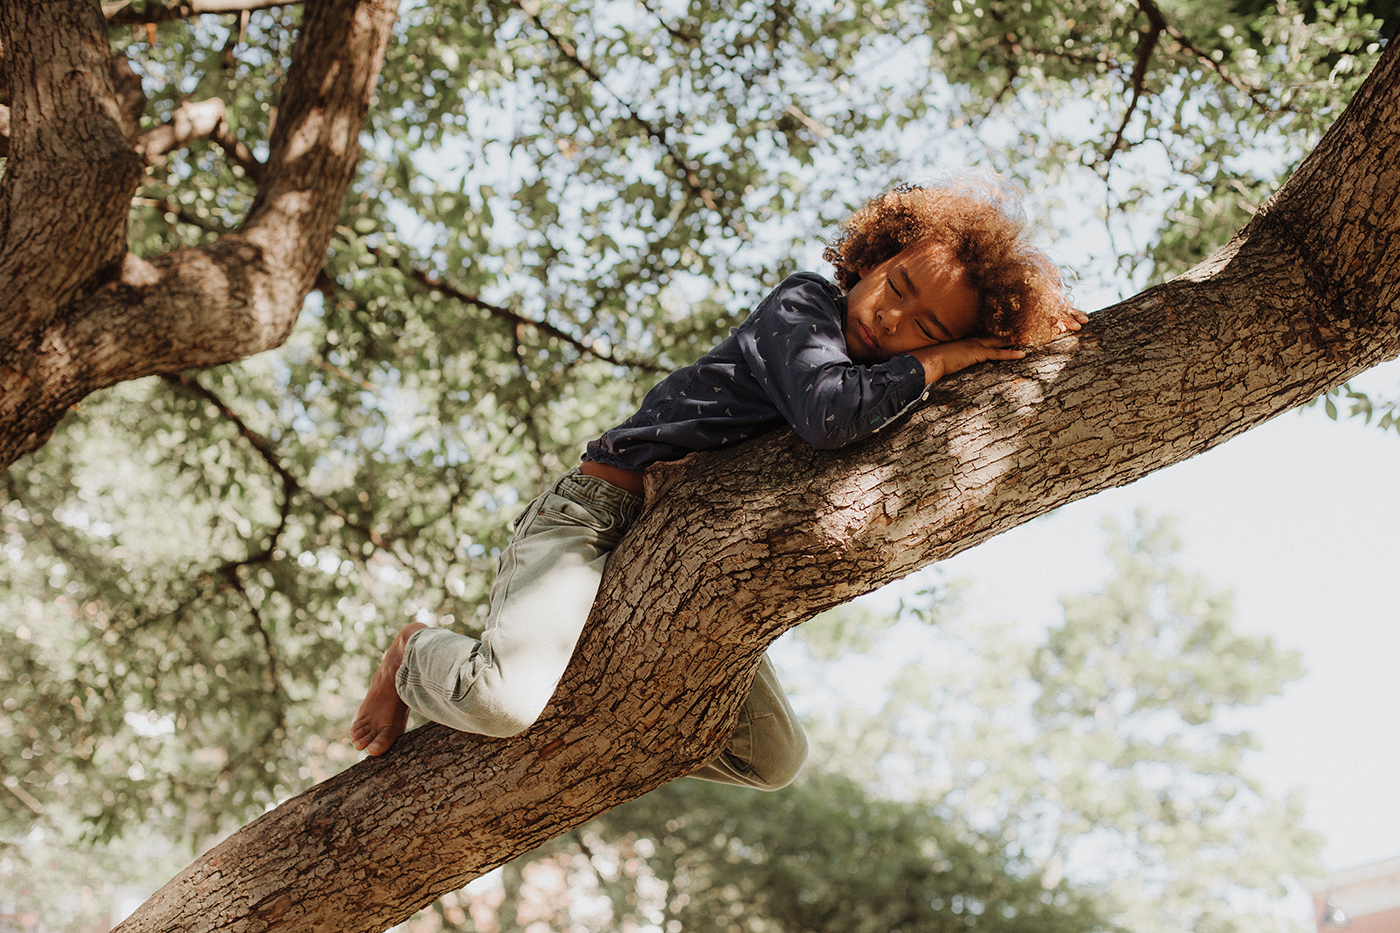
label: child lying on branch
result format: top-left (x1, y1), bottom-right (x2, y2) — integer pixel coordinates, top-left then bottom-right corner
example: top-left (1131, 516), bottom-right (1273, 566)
top-left (352, 176), bottom-right (1083, 789)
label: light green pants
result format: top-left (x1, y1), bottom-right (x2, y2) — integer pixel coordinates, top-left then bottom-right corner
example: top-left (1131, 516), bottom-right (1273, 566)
top-left (396, 468), bottom-right (808, 790)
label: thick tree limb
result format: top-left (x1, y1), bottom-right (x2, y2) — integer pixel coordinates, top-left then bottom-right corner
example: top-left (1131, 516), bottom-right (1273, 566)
top-left (0, 53), bottom-right (146, 151)
top-left (113, 41), bottom-right (1400, 933)
top-left (0, 1), bottom-right (145, 331)
top-left (0, 0), bottom-right (396, 470)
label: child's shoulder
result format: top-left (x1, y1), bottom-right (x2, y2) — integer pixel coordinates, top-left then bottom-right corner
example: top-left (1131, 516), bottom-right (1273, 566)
top-left (777, 270), bottom-right (841, 295)
top-left (752, 272), bottom-right (842, 315)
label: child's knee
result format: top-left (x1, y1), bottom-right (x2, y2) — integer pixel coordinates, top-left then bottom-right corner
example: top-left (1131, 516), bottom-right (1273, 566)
top-left (747, 719), bottom-right (808, 791)
top-left (459, 682), bottom-right (549, 737)
top-left (400, 672), bottom-right (548, 738)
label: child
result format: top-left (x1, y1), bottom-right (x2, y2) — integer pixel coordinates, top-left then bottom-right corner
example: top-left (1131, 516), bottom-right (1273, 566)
top-left (352, 177), bottom-right (1083, 789)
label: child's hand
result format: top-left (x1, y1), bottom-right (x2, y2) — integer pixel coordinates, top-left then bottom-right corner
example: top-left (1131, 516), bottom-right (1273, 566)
top-left (911, 338), bottom-right (1028, 386)
top-left (1055, 309), bottom-right (1090, 334)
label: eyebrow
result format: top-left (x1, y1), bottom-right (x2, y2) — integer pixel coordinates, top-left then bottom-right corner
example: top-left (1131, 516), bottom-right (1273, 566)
top-left (897, 266), bottom-right (918, 296)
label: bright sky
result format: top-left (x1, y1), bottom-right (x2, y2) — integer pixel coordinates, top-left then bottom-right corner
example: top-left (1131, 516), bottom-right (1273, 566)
top-left (925, 355), bottom-right (1400, 891)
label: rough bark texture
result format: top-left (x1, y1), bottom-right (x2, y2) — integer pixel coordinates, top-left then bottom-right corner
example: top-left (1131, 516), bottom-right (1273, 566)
top-left (0, 0), bottom-right (396, 468)
top-left (111, 44), bottom-right (1400, 933)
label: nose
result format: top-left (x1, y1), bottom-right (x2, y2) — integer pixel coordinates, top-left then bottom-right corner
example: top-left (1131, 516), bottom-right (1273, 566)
top-left (877, 307), bottom-right (903, 333)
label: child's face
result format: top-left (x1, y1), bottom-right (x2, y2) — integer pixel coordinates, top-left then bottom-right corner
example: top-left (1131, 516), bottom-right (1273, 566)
top-left (843, 242), bottom-right (979, 364)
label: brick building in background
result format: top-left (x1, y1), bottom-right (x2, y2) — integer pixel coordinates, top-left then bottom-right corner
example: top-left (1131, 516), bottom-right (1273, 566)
top-left (1315, 856), bottom-right (1400, 932)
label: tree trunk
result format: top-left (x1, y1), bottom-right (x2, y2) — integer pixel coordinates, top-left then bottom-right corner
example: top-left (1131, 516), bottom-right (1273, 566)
top-left (0, 0), bottom-right (397, 468)
top-left (111, 41), bottom-right (1400, 933)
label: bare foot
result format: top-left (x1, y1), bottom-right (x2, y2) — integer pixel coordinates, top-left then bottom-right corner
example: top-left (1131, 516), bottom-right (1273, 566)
top-left (351, 622), bottom-right (428, 756)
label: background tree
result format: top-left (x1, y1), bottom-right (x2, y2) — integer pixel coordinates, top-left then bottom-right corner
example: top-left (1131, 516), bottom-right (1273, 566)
top-left (823, 516), bottom-right (1321, 933)
top-left (0, 0), bottom-right (1393, 929)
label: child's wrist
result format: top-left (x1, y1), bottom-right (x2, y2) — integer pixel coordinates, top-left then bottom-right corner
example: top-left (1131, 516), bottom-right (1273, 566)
top-left (912, 348), bottom-right (946, 386)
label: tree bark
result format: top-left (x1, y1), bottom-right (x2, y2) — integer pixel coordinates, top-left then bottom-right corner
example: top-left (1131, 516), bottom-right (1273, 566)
top-left (0, 0), bottom-right (396, 469)
top-left (112, 41), bottom-right (1400, 933)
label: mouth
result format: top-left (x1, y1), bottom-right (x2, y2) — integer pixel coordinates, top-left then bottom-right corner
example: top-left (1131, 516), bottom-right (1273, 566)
top-left (857, 321), bottom-right (879, 354)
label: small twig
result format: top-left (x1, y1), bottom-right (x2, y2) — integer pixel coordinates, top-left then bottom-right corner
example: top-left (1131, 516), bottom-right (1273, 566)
top-left (159, 372), bottom-right (401, 554)
top-left (1102, 0), bottom-right (1168, 164)
top-left (133, 196), bottom-right (230, 235)
top-left (783, 103), bottom-right (831, 139)
top-left (634, 0), bottom-right (701, 48)
top-left (313, 356), bottom-right (378, 391)
top-left (221, 9), bottom-right (252, 67)
top-left (161, 373), bottom-right (298, 495)
top-left (985, 4), bottom-right (1021, 107)
top-left (222, 565), bottom-right (288, 730)
top-left (1, 776), bottom-right (45, 817)
top-left (1159, 21), bottom-right (1277, 109)
top-left (411, 268), bottom-right (668, 374)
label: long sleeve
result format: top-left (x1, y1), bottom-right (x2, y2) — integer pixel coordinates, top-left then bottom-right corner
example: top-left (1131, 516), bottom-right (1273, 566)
top-left (586, 273), bottom-right (928, 469)
top-left (735, 275), bottom-right (927, 449)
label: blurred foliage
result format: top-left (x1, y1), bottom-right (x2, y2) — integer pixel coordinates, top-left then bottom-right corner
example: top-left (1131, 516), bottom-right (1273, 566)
top-left (788, 514), bottom-right (1318, 933)
top-left (0, 0), bottom-right (1380, 926)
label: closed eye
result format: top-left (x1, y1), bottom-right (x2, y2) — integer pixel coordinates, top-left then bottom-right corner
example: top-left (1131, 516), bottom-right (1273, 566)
top-left (886, 275), bottom-right (902, 298)
top-left (923, 314), bottom-right (955, 341)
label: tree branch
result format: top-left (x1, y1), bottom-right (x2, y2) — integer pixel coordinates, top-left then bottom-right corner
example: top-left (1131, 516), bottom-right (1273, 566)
top-left (410, 268), bottom-right (669, 374)
top-left (1158, 19), bottom-right (1279, 110)
top-left (104, 0), bottom-right (297, 26)
top-left (0, 0), bottom-right (397, 471)
top-left (159, 372), bottom-right (398, 554)
top-left (0, 1), bottom-right (145, 334)
top-left (1102, 0), bottom-right (1167, 163)
top-left (160, 372), bottom-right (300, 499)
top-left (136, 98), bottom-right (266, 181)
top-left (133, 196), bottom-right (233, 235)
top-left (0, 52), bottom-right (146, 154)
top-left (109, 53), bottom-right (147, 142)
top-left (1100, 0), bottom-right (1283, 162)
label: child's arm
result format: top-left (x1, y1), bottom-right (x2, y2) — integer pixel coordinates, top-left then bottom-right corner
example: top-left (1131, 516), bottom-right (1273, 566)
top-left (910, 310), bottom-right (1088, 386)
top-left (909, 338), bottom-right (1026, 386)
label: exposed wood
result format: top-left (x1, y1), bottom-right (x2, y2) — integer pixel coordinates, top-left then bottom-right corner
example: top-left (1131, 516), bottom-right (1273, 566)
top-left (104, 0), bottom-right (297, 26)
top-left (111, 41), bottom-right (1400, 933)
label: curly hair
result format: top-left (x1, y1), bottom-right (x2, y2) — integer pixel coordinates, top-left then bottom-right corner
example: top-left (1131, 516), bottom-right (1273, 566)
top-left (822, 177), bottom-right (1076, 345)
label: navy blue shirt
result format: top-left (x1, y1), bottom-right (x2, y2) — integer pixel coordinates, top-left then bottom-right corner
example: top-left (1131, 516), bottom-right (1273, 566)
top-left (585, 273), bottom-right (929, 471)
